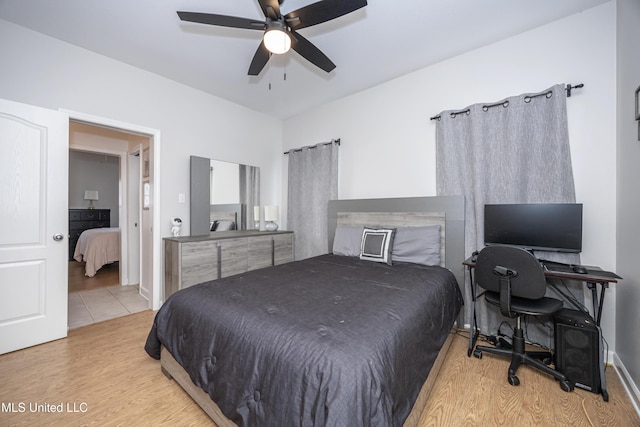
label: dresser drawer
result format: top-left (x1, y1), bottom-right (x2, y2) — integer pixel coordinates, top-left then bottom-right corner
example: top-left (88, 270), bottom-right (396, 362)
top-left (248, 235), bottom-right (273, 271)
top-left (181, 240), bottom-right (219, 288)
top-left (80, 211), bottom-right (100, 221)
top-left (163, 231), bottom-right (294, 300)
top-left (274, 234), bottom-right (294, 265)
top-left (220, 238), bottom-right (249, 278)
top-left (69, 228), bottom-right (85, 239)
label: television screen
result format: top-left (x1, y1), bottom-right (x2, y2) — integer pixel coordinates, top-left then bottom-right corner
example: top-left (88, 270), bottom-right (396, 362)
top-left (484, 203), bottom-right (583, 253)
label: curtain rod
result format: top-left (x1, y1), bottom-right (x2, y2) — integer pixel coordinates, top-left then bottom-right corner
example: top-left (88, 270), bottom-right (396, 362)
top-left (283, 138), bottom-right (340, 155)
top-left (429, 83), bottom-right (584, 121)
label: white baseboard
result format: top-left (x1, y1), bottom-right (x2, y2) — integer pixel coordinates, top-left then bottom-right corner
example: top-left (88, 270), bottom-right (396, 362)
top-left (613, 353), bottom-right (640, 418)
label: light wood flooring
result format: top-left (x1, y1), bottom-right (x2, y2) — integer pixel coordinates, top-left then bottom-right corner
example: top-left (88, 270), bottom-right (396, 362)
top-left (0, 312), bottom-right (638, 426)
top-left (68, 260), bottom-right (120, 293)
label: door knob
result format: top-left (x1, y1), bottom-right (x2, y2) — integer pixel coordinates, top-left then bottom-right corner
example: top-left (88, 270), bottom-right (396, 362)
top-left (53, 233), bottom-right (64, 241)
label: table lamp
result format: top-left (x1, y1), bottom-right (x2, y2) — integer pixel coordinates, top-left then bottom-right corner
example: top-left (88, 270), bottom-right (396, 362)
top-left (264, 205), bottom-right (279, 231)
top-left (84, 190), bottom-right (99, 209)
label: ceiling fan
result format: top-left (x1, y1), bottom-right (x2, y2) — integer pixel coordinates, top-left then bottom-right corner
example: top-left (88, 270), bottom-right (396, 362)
top-left (177, 0), bottom-right (367, 76)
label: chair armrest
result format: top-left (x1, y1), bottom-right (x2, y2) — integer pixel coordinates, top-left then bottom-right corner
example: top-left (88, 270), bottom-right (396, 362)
top-left (494, 265), bottom-right (518, 277)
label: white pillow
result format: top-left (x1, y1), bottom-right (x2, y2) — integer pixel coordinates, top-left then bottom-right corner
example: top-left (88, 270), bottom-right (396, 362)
top-left (360, 228), bottom-right (396, 265)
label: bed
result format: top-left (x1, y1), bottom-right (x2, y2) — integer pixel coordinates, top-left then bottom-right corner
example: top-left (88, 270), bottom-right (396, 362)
top-left (73, 227), bottom-right (120, 277)
top-left (145, 196), bottom-right (465, 426)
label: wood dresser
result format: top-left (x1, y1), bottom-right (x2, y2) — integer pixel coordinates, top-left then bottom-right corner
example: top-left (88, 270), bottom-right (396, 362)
top-left (164, 230), bottom-right (294, 301)
top-left (68, 208), bottom-right (111, 260)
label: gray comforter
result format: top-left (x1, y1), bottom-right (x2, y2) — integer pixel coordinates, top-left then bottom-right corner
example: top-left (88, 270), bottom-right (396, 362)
top-left (145, 254), bottom-right (463, 427)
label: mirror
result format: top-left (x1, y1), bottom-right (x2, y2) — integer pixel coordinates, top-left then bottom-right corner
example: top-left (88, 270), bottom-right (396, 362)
top-left (210, 159), bottom-right (240, 204)
top-left (190, 156), bottom-right (260, 235)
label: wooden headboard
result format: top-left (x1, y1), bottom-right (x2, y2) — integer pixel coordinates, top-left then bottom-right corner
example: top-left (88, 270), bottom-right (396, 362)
top-left (327, 196), bottom-right (465, 285)
top-left (335, 211), bottom-right (446, 267)
top-left (210, 203), bottom-right (241, 227)
top-left (210, 211), bottom-right (237, 223)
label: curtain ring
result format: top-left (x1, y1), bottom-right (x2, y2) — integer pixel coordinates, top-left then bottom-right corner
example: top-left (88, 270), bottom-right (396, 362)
top-left (524, 96), bottom-right (531, 103)
top-left (482, 105), bottom-right (488, 112)
top-left (503, 100), bottom-right (509, 108)
top-left (450, 108), bottom-right (470, 118)
top-left (546, 90), bottom-right (553, 98)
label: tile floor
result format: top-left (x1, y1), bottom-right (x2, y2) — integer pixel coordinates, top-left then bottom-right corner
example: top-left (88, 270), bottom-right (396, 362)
top-left (68, 285), bottom-right (149, 329)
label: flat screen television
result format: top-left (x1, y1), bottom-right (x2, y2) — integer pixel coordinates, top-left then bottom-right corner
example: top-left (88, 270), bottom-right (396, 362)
top-left (484, 203), bottom-right (583, 253)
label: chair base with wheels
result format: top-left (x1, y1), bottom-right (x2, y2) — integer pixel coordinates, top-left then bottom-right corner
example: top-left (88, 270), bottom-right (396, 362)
top-left (472, 245), bottom-right (574, 393)
top-left (474, 316), bottom-right (574, 392)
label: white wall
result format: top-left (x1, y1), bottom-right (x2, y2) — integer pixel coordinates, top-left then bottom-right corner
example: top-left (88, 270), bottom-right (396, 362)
top-left (0, 18), bottom-right (284, 309)
top-left (616, 0), bottom-right (640, 404)
top-left (211, 160), bottom-right (240, 204)
top-left (0, 19), bottom-right (284, 239)
top-left (283, 3), bottom-right (618, 349)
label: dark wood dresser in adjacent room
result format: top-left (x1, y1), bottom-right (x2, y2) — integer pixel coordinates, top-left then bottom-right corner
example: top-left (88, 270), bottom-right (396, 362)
top-left (68, 209), bottom-right (110, 260)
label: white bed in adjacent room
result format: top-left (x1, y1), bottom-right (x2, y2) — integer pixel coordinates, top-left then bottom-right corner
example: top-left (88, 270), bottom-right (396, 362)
top-left (73, 227), bottom-right (120, 277)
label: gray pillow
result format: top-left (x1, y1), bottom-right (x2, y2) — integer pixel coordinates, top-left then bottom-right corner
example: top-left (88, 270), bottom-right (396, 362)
top-left (213, 220), bottom-right (236, 231)
top-left (392, 225), bottom-right (441, 266)
top-left (332, 226), bottom-right (364, 257)
top-left (360, 228), bottom-right (396, 265)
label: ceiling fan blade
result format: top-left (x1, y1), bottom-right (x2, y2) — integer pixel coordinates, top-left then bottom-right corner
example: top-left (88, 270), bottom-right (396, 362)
top-left (257, 0), bottom-right (282, 20)
top-left (177, 11), bottom-right (264, 30)
top-left (285, 0), bottom-right (367, 31)
top-left (290, 30), bottom-right (335, 73)
top-left (248, 41), bottom-right (271, 76)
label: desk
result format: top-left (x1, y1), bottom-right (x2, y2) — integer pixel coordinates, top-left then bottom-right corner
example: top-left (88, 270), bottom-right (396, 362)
top-left (463, 256), bottom-right (621, 401)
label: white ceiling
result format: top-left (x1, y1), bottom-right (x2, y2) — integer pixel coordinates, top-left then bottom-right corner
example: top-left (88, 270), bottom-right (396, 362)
top-left (0, 0), bottom-right (610, 119)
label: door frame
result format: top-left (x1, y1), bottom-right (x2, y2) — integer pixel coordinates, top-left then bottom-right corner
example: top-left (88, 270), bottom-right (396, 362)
top-left (127, 150), bottom-right (141, 288)
top-left (68, 145), bottom-right (130, 286)
top-left (63, 109), bottom-right (162, 310)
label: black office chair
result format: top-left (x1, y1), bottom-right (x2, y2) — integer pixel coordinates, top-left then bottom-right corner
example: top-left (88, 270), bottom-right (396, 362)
top-left (473, 245), bottom-right (573, 392)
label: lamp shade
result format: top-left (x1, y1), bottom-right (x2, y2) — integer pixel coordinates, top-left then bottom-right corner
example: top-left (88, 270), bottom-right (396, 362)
top-left (84, 190), bottom-right (99, 201)
top-left (264, 205), bottom-right (279, 222)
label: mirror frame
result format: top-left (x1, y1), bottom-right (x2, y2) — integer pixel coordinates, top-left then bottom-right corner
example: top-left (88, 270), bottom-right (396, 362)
top-left (190, 156), bottom-right (211, 236)
top-left (190, 155), bottom-right (260, 236)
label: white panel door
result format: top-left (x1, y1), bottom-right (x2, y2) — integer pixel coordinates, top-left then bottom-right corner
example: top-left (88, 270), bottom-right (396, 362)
top-left (0, 98), bottom-right (68, 354)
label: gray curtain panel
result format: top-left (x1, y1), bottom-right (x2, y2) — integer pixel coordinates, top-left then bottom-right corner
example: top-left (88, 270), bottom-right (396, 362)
top-left (239, 164), bottom-right (260, 230)
top-left (436, 84), bottom-right (582, 347)
top-left (287, 142), bottom-right (339, 260)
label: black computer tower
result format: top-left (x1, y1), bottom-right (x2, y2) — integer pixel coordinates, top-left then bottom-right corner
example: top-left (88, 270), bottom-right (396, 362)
top-left (554, 308), bottom-right (601, 393)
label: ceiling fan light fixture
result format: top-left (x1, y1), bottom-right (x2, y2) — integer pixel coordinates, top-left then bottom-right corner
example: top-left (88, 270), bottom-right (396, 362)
top-left (178, 0), bottom-right (368, 75)
top-left (263, 22), bottom-right (291, 54)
